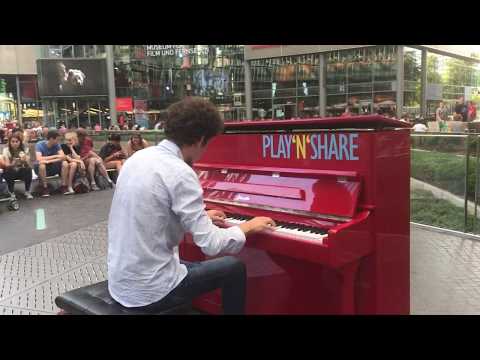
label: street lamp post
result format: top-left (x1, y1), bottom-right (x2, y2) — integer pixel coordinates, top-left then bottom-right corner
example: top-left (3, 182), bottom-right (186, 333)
top-left (106, 45), bottom-right (117, 126)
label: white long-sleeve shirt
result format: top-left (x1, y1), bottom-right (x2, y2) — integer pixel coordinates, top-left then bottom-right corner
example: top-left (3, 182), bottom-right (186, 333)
top-left (107, 139), bottom-right (246, 307)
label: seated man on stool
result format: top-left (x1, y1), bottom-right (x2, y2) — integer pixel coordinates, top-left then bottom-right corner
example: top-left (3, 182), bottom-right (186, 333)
top-left (108, 97), bottom-right (275, 314)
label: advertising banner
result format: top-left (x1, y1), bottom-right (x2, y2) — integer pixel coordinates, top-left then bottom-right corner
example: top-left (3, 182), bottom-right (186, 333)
top-left (37, 59), bottom-right (108, 97)
top-left (116, 97), bottom-right (133, 112)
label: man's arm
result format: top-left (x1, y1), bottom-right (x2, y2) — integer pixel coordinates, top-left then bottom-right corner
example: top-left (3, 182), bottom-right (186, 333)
top-left (2, 149), bottom-right (11, 167)
top-left (36, 149), bottom-right (65, 164)
top-left (100, 146), bottom-right (116, 162)
top-left (170, 170), bottom-right (275, 257)
top-left (170, 170), bottom-right (246, 256)
top-left (70, 146), bottom-right (81, 160)
top-left (104, 152), bottom-right (118, 162)
top-left (0, 155), bottom-right (5, 169)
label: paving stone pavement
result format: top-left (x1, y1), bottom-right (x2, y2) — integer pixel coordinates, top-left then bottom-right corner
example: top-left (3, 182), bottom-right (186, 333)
top-left (0, 221), bottom-right (479, 315)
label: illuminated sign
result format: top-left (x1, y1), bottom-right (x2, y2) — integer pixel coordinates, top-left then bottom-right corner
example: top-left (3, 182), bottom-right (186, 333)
top-left (142, 45), bottom-right (209, 57)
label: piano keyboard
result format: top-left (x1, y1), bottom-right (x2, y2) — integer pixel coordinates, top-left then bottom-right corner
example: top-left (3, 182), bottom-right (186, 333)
top-left (224, 215), bottom-right (328, 243)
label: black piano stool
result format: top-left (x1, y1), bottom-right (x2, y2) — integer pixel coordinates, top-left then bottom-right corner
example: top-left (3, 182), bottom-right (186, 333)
top-left (55, 281), bottom-right (193, 315)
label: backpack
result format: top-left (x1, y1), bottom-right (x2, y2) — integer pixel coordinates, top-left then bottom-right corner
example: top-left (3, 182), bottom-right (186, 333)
top-left (94, 170), bottom-right (111, 190)
top-left (0, 176), bottom-right (9, 196)
top-left (73, 174), bottom-right (90, 194)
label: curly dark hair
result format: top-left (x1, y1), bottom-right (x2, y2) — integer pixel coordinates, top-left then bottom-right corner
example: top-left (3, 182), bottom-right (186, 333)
top-left (165, 97), bottom-right (224, 147)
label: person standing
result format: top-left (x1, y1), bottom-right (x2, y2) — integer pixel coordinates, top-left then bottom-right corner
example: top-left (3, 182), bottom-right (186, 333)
top-left (436, 101), bottom-right (448, 131)
top-left (107, 97), bottom-right (275, 314)
top-left (118, 114), bottom-right (126, 129)
top-left (468, 101), bottom-right (477, 121)
top-left (455, 97), bottom-right (468, 122)
top-left (436, 101), bottom-right (448, 122)
top-left (341, 106), bottom-right (353, 117)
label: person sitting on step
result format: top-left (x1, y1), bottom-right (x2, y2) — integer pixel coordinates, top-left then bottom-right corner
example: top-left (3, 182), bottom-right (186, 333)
top-left (126, 133), bottom-right (149, 158)
top-left (2, 133), bottom-right (34, 199)
top-left (34, 129), bottom-right (70, 197)
top-left (60, 131), bottom-right (86, 195)
top-left (99, 134), bottom-right (126, 175)
top-left (76, 128), bottom-right (113, 191)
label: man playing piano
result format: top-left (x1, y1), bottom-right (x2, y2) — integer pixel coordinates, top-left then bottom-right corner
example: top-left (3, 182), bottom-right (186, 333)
top-left (107, 97), bottom-right (275, 314)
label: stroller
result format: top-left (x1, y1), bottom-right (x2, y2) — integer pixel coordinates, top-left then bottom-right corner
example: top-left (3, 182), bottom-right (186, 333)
top-left (0, 169), bottom-right (19, 211)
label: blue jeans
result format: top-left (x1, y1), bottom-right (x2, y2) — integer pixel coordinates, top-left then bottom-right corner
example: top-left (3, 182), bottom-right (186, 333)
top-left (132, 256), bottom-right (246, 315)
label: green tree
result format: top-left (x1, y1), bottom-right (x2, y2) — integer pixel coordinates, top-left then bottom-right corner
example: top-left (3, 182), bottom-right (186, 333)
top-left (444, 58), bottom-right (476, 87)
top-left (0, 78), bottom-right (6, 95)
top-left (427, 54), bottom-right (442, 84)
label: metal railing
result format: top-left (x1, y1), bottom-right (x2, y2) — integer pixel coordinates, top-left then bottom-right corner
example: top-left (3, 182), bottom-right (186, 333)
top-left (410, 130), bottom-right (480, 235)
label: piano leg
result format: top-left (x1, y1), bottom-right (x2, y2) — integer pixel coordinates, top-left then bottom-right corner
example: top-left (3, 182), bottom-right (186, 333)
top-left (339, 261), bottom-right (360, 315)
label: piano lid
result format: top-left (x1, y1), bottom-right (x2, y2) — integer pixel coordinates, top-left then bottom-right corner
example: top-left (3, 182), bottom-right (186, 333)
top-left (223, 115), bottom-right (412, 132)
top-left (197, 164), bottom-right (361, 220)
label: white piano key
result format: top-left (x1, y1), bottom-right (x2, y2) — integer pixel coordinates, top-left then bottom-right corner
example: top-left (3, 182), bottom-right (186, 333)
top-left (223, 216), bottom-right (326, 243)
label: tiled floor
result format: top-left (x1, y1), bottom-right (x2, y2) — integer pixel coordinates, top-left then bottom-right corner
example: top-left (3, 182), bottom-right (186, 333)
top-left (0, 221), bottom-right (479, 315)
top-left (411, 226), bottom-right (480, 314)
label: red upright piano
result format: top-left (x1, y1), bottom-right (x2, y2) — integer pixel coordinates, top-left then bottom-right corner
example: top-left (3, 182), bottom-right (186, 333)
top-left (179, 115), bottom-right (411, 314)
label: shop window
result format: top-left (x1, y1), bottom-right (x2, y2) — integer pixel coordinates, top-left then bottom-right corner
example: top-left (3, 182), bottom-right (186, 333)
top-left (62, 46), bottom-right (73, 58)
top-left (74, 45), bottom-right (85, 58)
top-left (85, 45), bottom-right (95, 58)
top-left (403, 47), bottom-right (422, 116)
top-left (48, 45), bottom-right (62, 58)
top-left (326, 46), bottom-right (398, 116)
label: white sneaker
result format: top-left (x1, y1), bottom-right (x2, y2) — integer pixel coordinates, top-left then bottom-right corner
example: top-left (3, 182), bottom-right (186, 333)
top-left (24, 191), bottom-right (34, 200)
top-left (64, 187), bottom-right (75, 195)
top-left (91, 184), bottom-right (101, 191)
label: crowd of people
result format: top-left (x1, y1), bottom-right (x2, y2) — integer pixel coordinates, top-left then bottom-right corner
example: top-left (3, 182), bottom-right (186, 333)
top-left (0, 126), bottom-right (150, 199)
top-left (339, 96), bottom-right (478, 133)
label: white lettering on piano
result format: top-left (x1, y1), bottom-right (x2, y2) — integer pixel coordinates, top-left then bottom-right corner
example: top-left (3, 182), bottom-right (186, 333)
top-left (262, 135), bottom-right (272, 158)
top-left (339, 134), bottom-right (349, 160)
top-left (319, 134), bottom-right (328, 160)
top-left (349, 134), bottom-right (359, 160)
top-left (328, 134), bottom-right (338, 160)
top-left (262, 133), bottom-right (359, 161)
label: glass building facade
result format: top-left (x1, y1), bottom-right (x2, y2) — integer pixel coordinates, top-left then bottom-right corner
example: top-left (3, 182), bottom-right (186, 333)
top-left (38, 45), bottom-right (480, 127)
top-left (42, 45), bottom-right (245, 128)
top-left (425, 51), bottom-right (480, 119)
top-left (325, 45), bottom-right (398, 117)
top-left (113, 45), bottom-right (245, 126)
top-left (250, 54), bottom-right (320, 119)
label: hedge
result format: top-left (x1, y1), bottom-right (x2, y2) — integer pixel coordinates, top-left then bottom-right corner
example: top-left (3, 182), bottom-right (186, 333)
top-left (411, 189), bottom-right (477, 233)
